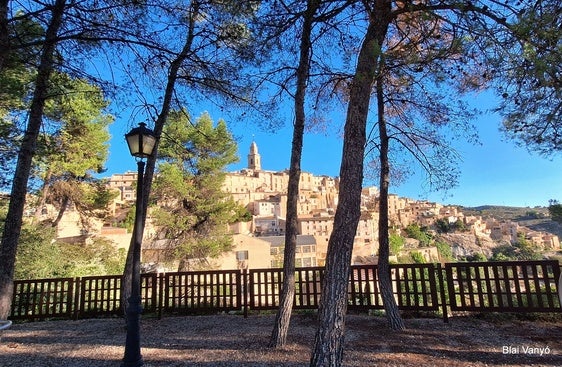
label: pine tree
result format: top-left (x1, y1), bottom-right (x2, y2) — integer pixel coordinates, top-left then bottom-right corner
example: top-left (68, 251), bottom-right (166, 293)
top-left (151, 110), bottom-right (245, 270)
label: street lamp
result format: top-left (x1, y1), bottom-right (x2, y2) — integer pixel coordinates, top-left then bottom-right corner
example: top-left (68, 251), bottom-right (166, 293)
top-left (122, 122), bottom-right (156, 367)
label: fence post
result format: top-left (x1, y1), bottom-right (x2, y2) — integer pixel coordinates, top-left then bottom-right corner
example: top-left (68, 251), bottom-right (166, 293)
top-left (72, 277), bottom-right (81, 320)
top-left (558, 271), bottom-right (562, 306)
top-left (436, 264), bottom-right (448, 323)
top-left (558, 265), bottom-right (562, 306)
top-left (242, 269), bottom-right (248, 318)
top-left (158, 273), bottom-right (164, 320)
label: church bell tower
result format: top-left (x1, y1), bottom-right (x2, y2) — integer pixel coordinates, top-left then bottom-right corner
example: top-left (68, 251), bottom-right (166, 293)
top-left (248, 141), bottom-right (261, 171)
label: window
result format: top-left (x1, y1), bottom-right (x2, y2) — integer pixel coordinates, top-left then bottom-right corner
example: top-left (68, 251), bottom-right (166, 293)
top-left (236, 251), bottom-right (249, 261)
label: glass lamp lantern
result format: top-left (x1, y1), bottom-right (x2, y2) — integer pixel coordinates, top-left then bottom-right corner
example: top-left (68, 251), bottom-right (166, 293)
top-left (125, 122), bottom-right (156, 158)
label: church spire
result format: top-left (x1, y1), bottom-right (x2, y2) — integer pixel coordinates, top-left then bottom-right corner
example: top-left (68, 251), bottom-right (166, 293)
top-left (248, 140), bottom-right (261, 170)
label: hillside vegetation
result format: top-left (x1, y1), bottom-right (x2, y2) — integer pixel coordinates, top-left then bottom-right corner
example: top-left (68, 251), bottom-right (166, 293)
top-left (461, 205), bottom-right (550, 220)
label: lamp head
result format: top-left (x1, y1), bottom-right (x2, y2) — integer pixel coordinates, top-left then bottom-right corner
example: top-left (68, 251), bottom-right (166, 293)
top-left (125, 122), bottom-right (156, 159)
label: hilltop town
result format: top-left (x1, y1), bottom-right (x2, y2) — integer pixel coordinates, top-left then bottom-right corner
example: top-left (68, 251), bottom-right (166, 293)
top-left (48, 142), bottom-right (561, 272)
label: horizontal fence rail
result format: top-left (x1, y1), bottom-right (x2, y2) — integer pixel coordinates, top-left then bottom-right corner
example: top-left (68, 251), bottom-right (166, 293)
top-left (9, 260), bottom-right (562, 322)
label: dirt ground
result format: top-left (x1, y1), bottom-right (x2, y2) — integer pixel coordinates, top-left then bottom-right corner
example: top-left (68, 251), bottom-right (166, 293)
top-left (0, 313), bottom-right (561, 366)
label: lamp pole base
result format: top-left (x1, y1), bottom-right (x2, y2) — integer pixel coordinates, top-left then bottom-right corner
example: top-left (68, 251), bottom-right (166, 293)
top-left (121, 295), bottom-right (143, 367)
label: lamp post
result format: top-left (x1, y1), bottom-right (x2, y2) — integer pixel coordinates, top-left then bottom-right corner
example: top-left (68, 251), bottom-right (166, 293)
top-left (122, 122), bottom-right (156, 367)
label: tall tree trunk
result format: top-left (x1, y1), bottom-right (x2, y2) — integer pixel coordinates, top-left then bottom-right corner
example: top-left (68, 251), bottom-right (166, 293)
top-left (269, 0), bottom-right (319, 349)
top-left (375, 72), bottom-right (405, 331)
top-left (0, 0), bottom-right (9, 72)
top-left (0, 0), bottom-right (66, 320)
top-left (310, 2), bottom-right (391, 365)
top-left (310, 26), bottom-right (375, 367)
top-left (121, 2), bottom-right (199, 314)
top-left (51, 195), bottom-right (69, 228)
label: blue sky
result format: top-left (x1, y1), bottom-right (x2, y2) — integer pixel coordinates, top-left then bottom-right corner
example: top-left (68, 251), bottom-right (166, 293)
top-left (106, 95), bottom-right (562, 209)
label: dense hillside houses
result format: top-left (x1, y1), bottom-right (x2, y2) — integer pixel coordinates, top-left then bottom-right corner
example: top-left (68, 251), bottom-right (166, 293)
top-left (33, 141), bottom-right (560, 271)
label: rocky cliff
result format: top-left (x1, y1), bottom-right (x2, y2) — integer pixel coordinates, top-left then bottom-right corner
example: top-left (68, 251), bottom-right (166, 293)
top-left (438, 232), bottom-right (499, 259)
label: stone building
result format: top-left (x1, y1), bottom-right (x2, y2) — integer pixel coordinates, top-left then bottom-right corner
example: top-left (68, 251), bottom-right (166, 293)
top-left (221, 142), bottom-right (379, 266)
top-left (107, 171), bottom-right (137, 203)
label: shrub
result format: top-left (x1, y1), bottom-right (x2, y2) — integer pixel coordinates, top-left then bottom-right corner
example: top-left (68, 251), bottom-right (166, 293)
top-left (410, 251), bottom-right (426, 264)
top-left (435, 240), bottom-right (453, 261)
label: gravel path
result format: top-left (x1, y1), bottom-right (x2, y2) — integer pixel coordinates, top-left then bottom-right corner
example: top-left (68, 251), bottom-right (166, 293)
top-left (0, 314), bottom-right (561, 366)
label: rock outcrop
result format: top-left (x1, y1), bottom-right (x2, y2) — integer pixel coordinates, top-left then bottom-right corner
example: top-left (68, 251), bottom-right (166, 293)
top-left (438, 232), bottom-right (499, 259)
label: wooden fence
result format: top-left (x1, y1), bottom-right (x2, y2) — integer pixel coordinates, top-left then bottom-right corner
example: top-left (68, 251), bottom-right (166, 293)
top-left (9, 260), bottom-right (562, 322)
top-left (445, 260), bottom-right (561, 312)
